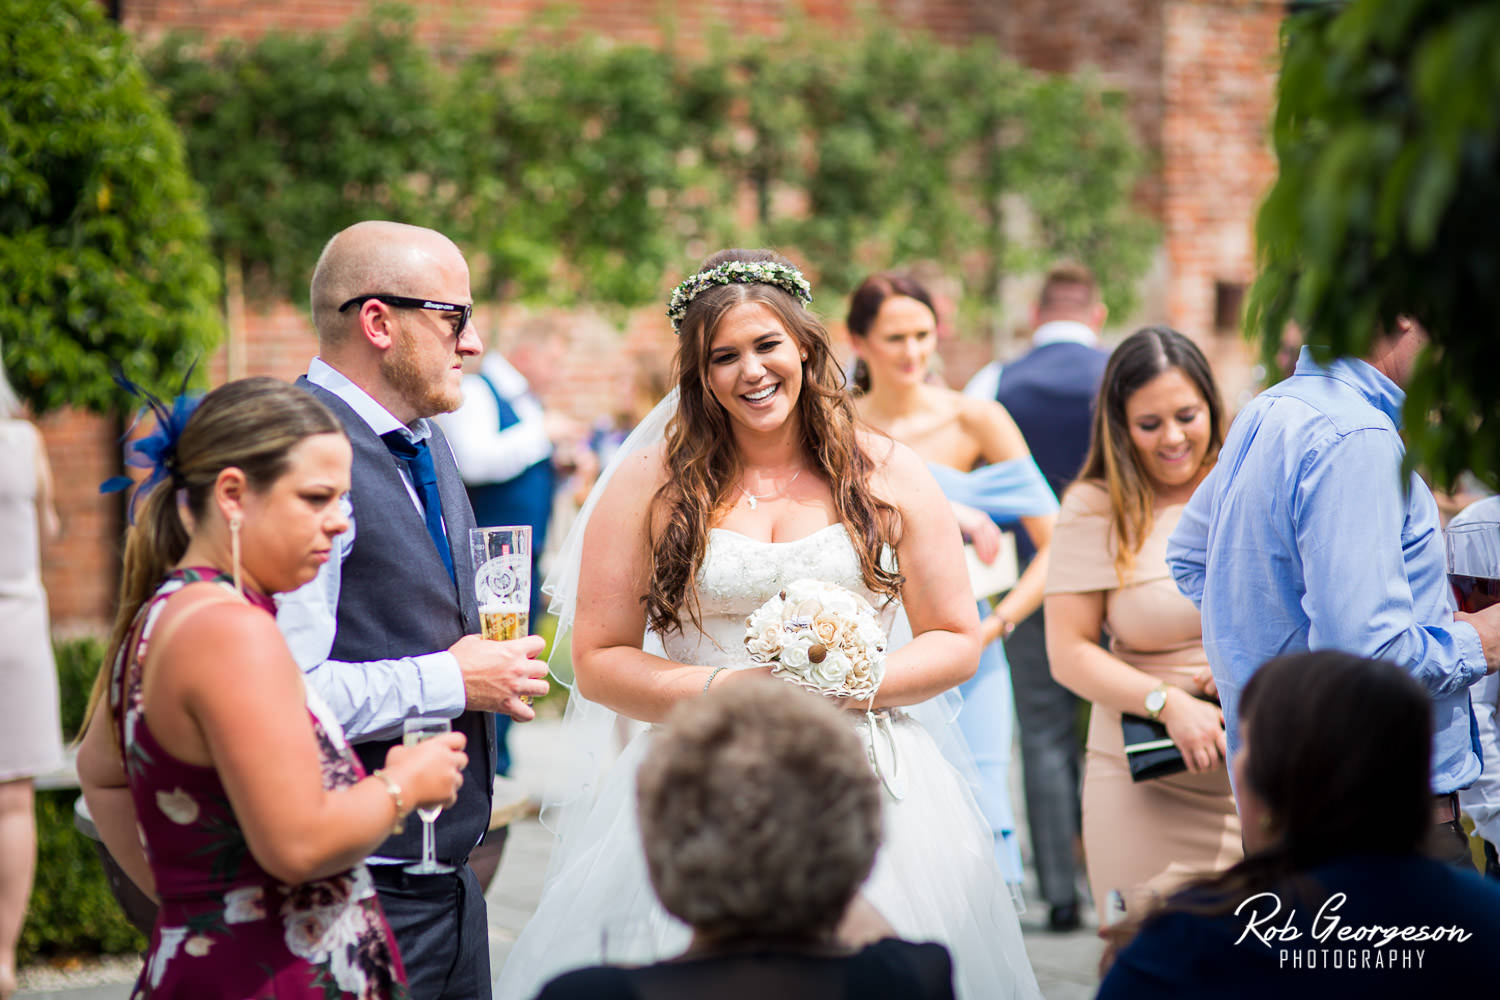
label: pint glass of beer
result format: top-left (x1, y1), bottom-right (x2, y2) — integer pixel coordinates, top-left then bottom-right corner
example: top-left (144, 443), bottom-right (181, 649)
top-left (470, 526), bottom-right (531, 641)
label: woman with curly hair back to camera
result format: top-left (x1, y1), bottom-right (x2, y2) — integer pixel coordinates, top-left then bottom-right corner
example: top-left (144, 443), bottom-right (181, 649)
top-left (494, 250), bottom-right (1039, 1000)
top-left (537, 681), bottom-right (956, 1000)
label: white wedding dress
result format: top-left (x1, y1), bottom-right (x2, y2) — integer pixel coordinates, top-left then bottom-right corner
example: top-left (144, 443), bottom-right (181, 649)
top-left (494, 523), bottom-right (1041, 1000)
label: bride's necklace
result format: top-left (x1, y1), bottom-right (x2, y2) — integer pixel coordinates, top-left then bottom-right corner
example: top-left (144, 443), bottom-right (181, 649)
top-left (738, 468), bottom-right (802, 510)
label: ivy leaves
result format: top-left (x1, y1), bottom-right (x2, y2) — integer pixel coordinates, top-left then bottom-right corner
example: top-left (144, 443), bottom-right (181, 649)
top-left (1250, 0), bottom-right (1500, 486)
top-left (145, 8), bottom-right (1153, 334)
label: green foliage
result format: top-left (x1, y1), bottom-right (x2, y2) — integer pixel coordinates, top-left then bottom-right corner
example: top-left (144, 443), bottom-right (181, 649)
top-left (54, 635), bottom-right (107, 743)
top-left (1249, 0), bottom-right (1500, 486)
top-left (448, 28), bottom-right (727, 308)
top-left (143, 6), bottom-right (1153, 331)
top-left (702, 21), bottom-right (1155, 325)
top-left (0, 0), bottom-right (222, 416)
top-left (20, 789), bottom-right (146, 963)
top-left (146, 5), bottom-right (453, 305)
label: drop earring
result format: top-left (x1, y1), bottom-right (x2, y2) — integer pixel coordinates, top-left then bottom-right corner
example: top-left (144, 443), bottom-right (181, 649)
top-left (229, 513), bottom-right (244, 596)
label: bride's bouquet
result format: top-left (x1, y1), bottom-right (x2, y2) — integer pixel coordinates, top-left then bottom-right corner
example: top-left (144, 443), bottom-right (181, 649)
top-left (744, 579), bottom-right (887, 702)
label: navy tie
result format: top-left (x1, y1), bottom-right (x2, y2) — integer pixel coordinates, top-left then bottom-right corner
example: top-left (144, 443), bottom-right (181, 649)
top-left (380, 431), bottom-right (456, 583)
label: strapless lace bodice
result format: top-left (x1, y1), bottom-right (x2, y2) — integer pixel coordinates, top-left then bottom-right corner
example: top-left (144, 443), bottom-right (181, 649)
top-left (658, 523), bottom-right (898, 669)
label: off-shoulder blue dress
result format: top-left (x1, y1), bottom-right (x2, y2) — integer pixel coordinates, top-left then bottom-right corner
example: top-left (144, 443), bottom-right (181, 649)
top-left (926, 459), bottom-right (1058, 884)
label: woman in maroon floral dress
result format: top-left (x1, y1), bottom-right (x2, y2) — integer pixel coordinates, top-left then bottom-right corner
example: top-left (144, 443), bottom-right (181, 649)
top-left (77, 378), bottom-right (468, 999)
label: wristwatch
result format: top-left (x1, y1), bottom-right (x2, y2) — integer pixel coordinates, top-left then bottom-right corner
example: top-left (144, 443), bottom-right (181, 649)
top-left (1144, 682), bottom-right (1170, 721)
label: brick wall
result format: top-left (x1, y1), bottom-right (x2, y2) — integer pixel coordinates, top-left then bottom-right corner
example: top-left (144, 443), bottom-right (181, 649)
top-left (39, 410), bottom-right (123, 635)
top-left (1161, 0), bottom-right (1281, 405)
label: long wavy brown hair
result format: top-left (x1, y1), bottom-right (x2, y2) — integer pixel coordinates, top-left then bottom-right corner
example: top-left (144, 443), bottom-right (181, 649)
top-left (1076, 326), bottom-right (1224, 582)
top-left (647, 249), bottom-right (904, 635)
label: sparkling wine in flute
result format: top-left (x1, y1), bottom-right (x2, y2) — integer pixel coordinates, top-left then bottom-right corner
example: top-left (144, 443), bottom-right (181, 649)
top-left (481, 603), bottom-right (529, 642)
top-left (403, 728), bottom-right (446, 823)
top-left (1450, 574), bottom-right (1500, 613)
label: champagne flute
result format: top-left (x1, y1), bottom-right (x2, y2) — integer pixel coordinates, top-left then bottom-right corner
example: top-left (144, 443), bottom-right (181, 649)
top-left (402, 716), bottom-right (455, 875)
top-left (1446, 521), bottom-right (1500, 612)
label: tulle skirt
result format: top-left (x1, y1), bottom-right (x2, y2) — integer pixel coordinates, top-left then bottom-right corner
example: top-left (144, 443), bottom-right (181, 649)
top-left (492, 710), bottom-right (1041, 1000)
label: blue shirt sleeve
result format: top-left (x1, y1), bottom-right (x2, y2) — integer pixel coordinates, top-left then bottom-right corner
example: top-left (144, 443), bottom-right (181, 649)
top-left (275, 506), bottom-right (468, 742)
top-left (1295, 428), bottom-right (1485, 697)
top-left (1166, 465), bottom-right (1216, 609)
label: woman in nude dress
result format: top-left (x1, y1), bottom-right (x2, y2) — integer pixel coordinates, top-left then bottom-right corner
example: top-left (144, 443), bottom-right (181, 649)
top-left (1044, 327), bottom-right (1242, 914)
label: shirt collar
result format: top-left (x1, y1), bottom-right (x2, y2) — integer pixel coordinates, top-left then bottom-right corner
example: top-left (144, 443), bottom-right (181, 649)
top-left (306, 357), bottom-right (433, 443)
top-left (1031, 320), bottom-right (1100, 348)
top-left (1292, 346), bottom-right (1405, 428)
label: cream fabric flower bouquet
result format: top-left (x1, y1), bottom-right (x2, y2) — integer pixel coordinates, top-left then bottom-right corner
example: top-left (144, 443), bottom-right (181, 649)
top-left (744, 579), bottom-right (887, 702)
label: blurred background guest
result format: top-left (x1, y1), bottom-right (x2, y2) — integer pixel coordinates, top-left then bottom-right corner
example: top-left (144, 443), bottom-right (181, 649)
top-left (438, 344), bottom-right (581, 776)
top-left (536, 681), bottom-right (956, 1000)
top-left (76, 378), bottom-right (466, 999)
top-left (1099, 651), bottom-right (1500, 996)
top-left (847, 271), bottom-right (1057, 889)
top-left (962, 262), bottom-right (1110, 931)
top-left (1448, 495), bottom-right (1500, 879)
top-left (0, 347), bottom-right (63, 1000)
top-left (1044, 327), bottom-right (1240, 914)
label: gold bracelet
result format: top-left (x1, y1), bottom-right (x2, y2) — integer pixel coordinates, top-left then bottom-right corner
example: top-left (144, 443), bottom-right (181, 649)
top-left (372, 768), bottom-right (406, 835)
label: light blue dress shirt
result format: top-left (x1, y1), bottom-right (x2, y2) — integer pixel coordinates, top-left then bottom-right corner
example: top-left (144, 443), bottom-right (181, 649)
top-left (1166, 348), bottom-right (1484, 794)
top-left (274, 359), bottom-right (468, 743)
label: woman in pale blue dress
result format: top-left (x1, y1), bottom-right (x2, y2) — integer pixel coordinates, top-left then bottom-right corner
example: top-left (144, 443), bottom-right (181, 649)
top-left (848, 272), bottom-right (1057, 886)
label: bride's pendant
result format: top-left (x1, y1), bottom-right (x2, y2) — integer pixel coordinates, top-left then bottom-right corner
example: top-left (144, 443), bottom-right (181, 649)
top-left (864, 710), bottom-right (907, 800)
top-left (738, 468), bottom-right (803, 510)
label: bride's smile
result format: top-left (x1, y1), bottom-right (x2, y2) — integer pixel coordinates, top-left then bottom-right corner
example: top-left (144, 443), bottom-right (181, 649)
top-left (707, 301), bottom-right (805, 435)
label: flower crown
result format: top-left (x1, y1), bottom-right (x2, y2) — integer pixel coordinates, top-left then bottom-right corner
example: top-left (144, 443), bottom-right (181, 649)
top-left (666, 260), bottom-right (813, 333)
top-left (100, 368), bottom-right (203, 524)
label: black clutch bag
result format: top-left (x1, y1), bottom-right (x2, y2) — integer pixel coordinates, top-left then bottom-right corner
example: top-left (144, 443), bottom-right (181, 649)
top-left (1121, 713), bottom-right (1187, 783)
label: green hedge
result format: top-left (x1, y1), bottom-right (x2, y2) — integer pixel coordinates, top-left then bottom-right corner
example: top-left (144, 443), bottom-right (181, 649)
top-left (19, 637), bottom-right (143, 964)
top-left (0, 0), bottom-right (221, 419)
top-left (143, 5), bottom-right (1155, 334)
top-left (21, 789), bottom-right (145, 963)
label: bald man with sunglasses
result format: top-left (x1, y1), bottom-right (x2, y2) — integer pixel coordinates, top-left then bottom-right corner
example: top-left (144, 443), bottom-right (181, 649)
top-left (278, 220), bottom-right (549, 998)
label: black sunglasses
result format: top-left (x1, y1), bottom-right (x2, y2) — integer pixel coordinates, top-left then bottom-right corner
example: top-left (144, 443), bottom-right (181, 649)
top-left (338, 294), bottom-right (472, 336)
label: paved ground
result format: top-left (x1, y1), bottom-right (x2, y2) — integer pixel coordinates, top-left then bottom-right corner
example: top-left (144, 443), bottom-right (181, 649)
top-left (21, 717), bottom-right (1103, 999)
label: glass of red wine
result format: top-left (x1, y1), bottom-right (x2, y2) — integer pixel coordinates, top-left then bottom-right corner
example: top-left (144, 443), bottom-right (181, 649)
top-left (1446, 521), bottom-right (1500, 612)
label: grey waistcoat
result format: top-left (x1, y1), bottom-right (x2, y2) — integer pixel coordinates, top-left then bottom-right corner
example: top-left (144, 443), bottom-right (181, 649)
top-left (298, 377), bottom-right (494, 863)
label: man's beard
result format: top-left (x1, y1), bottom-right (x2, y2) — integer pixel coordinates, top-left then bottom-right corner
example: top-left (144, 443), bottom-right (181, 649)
top-left (382, 328), bottom-right (462, 418)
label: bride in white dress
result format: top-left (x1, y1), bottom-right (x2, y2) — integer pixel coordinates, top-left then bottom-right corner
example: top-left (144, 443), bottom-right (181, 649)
top-left (494, 250), bottom-right (1040, 1000)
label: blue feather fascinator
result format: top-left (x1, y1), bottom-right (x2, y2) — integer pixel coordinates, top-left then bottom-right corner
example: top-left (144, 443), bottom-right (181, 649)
top-left (99, 367), bottom-right (203, 524)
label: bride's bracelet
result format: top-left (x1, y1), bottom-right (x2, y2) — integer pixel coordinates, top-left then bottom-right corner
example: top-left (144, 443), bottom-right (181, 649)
top-left (703, 665), bottom-right (729, 694)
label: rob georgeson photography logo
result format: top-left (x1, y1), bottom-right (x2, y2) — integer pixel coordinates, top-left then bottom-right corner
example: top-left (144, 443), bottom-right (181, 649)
top-left (1234, 892), bottom-right (1471, 971)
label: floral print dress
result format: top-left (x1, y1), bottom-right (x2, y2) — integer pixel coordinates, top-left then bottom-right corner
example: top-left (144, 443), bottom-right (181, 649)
top-left (111, 568), bottom-right (407, 999)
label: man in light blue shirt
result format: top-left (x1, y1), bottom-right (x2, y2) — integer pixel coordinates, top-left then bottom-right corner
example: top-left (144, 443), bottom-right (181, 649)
top-left (1166, 321), bottom-right (1500, 862)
